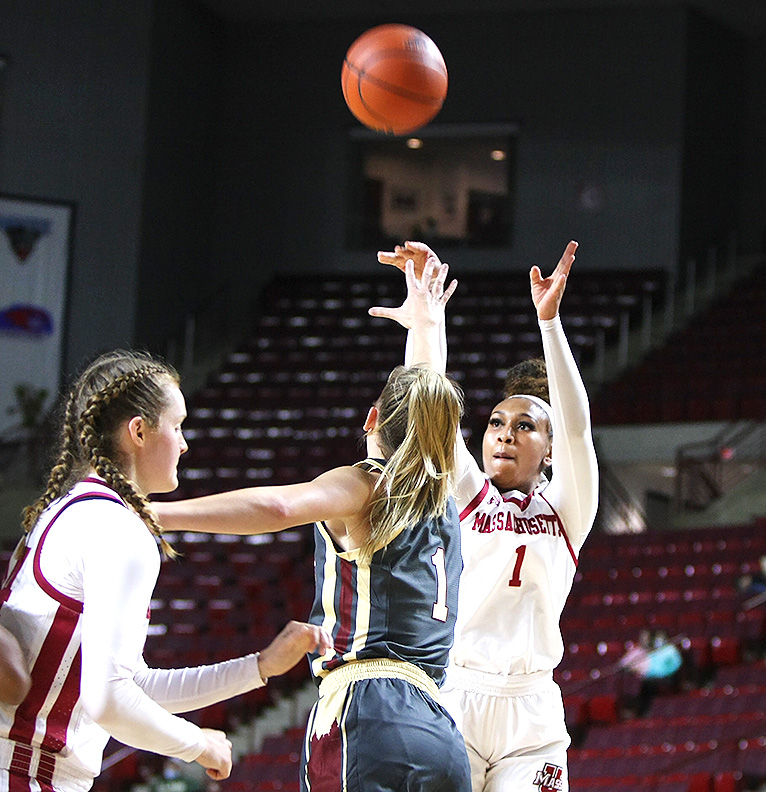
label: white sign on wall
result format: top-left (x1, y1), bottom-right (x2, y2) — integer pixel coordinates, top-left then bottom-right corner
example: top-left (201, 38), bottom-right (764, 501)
top-left (0, 194), bottom-right (74, 437)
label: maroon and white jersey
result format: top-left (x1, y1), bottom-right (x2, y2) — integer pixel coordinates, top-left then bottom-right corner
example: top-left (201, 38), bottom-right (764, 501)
top-left (450, 476), bottom-right (577, 675)
top-left (448, 316), bottom-right (599, 677)
top-left (0, 477), bottom-right (265, 792)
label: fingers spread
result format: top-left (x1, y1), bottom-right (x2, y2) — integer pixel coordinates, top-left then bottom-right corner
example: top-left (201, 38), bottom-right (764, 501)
top-left (443, 278), bottom-right (458, 303)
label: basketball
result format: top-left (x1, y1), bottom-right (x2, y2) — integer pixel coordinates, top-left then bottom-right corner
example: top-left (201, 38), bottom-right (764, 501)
top-left (341, 24), bottom-right (448, 135)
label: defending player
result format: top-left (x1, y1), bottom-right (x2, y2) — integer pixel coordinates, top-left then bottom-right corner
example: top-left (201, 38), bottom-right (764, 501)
top-left (154, 359), bottom-right (472, 792)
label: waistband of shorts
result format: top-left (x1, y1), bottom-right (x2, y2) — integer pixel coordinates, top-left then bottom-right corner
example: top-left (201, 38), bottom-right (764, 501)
top-left (319, 658), bottom-right (441, 704)
top-left (446, 665), bottom-right (553, 696)
top-left (0, 736), bottom-right (93, 792)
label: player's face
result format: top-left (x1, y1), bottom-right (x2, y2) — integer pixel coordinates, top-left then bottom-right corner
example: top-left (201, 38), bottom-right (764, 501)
top-left (133, 383), bottom-right (188, 495)
top-left (481, 397), bottom-right (552, 494)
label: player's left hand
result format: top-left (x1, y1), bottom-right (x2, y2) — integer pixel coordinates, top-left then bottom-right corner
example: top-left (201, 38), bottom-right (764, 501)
top-left (257, 621), bottom-right (333, 680)
top-left (368, 256), bottom-right (456, 330)
top-left (530, 240), bottom-right (577, 321)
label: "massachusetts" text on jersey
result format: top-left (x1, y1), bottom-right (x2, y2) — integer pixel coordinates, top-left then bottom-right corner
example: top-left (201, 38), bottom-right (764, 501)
top-left (470, 510), bottom-right (562, 535)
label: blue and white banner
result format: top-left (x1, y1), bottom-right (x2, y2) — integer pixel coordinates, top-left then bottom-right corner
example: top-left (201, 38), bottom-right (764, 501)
top-left (0, 195), bottom-right (73, 436)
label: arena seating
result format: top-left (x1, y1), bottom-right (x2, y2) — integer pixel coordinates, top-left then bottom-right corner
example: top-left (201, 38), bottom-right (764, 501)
top-left (135, 522), bottom-right (763, 792)
top-left (558, 526), bottom-right (766, 791)
top-left (592, 260), bottom-right (766, 425)
top-left (172, 266), bottom-right (666, 498)
top-left (61, 263), bottom-right (766, 790)
top-left (70, 517), bottom-right (752, 791)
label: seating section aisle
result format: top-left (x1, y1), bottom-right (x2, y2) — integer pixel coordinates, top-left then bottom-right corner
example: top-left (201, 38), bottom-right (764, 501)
top-left (591, 260), bottom-right (766, 425)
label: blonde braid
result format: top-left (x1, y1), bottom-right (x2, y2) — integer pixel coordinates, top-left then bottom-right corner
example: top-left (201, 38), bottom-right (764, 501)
top-left (91, 452), bottom-right (178, 559)
top-left (22, 392), bottom-right (79, 534)
top-left (79, 366), bottom-right (178, 558)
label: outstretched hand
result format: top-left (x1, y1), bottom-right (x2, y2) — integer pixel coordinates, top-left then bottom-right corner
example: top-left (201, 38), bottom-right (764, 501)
top-left (257, 620), bottom-right (333, 680)
top-left (530, 240), bottom-right (578, 321)
top-left (377, 240), bottom-right (441, 280)
top-left (368, 255), bottom-right (457, 331)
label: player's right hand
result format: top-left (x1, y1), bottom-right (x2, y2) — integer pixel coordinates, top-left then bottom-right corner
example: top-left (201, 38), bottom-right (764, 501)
top-left (196, 728), bottom-right (233, 780)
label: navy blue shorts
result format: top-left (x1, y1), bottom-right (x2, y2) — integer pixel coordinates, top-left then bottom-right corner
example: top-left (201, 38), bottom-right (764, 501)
top-left (301, 673), bottom-right (470, 792)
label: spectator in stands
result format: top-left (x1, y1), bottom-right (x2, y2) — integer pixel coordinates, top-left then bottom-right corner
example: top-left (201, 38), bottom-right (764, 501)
top-left (373, 240), bottom-right (598, 792)
top-left (153, 361), bottom-right (471, 792)
top-left (0, 349), bottom-right (330, 792)
top-left (619, 630), bottom-right (684, 715)
top-left (618, 629), bottom-right (654, 678)
top-left (645, 631), bottom-right (683, 681)
top-left (736, 554), bottom-right (766, 596)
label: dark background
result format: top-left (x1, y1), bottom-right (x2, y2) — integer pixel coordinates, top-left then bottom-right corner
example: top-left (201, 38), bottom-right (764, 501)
top-left (0, 0), bottom-right (764, 378)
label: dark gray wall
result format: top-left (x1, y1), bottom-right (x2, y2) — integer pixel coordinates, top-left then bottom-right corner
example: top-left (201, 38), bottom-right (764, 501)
top-left (136, 0), bottom-right (224, 347)
top-left (680, 11), bottom-right (745, 277)
top-left (740, 39), bottom-right (766, 255)
top-left (0, 2), bottom-right (761, 375)
top-left (0, 0), bottom-right (152, 372)
top-left (213, 6), bottom-right (689, 289)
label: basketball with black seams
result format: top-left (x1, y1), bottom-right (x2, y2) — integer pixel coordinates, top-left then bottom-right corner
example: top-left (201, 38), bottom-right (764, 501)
top-left (341, 24), bottom-right (448, 135)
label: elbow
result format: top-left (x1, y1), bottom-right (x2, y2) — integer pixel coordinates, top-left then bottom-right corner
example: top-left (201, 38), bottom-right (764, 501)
top-left (232, 487), bottom-right (296, 534)
top-left (80, 685), bottom-right (122, 732)
top-left (0, 670), bottom-right (31, 707)
top-left (257, 491), bottom-right (294, 532)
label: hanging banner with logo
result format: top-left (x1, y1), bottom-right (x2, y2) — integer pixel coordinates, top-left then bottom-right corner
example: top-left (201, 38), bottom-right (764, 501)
top-left (0, 194), bottom-right (74, 436)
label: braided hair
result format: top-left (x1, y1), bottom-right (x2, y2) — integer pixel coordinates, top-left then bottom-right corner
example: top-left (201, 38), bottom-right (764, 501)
top-left (22, 350), bottom-right (180, 557)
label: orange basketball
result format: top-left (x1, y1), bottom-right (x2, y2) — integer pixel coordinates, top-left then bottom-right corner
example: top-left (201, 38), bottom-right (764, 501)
top-left (341, 24), bottom-right (448, 135)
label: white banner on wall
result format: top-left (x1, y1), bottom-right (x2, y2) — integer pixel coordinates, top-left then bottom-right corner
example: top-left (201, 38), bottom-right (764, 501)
top-left (0, 194), bottom-right (74, 437)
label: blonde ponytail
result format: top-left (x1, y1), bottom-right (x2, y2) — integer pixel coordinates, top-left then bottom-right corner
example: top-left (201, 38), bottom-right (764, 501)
top-left (360, 366), bottom-right (463, 564)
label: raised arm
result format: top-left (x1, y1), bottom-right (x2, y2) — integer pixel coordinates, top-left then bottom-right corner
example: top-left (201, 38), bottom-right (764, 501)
top-left (531, 241), bottom-right (599, 549)
top-left (374, 242), bottom-right (483, 499)
top-left (370, 247), bottom-right (455, 374)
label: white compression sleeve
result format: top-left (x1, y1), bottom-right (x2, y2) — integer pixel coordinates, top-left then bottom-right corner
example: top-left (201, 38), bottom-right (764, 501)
top-left (79, 503), bottom-right (205, 763)
top-left (133, 653), bottom-right (266, 714)
top-left (539, 315), bottom-right (599, 550)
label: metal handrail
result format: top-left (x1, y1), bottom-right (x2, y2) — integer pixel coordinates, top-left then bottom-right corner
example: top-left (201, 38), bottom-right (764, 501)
top-left (675, 421), bottom-right (766, 512)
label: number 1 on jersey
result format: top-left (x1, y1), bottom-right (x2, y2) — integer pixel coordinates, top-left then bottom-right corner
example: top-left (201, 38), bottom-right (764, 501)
top-left (431, 547), bottom-right (448, 622)
top-left (509, 545), bottom-right (526, 587)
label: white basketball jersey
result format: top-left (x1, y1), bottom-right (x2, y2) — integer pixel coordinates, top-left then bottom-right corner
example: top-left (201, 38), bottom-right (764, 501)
top-left (0, 482), bottom-right (126, 791)
top-left (451, 476), bottom-right (578, 677)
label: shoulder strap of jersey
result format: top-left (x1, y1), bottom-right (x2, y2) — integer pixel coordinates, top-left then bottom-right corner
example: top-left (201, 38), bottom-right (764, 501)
top-left (353, 457), bottom-right (386, 474)
top-left (31, 491), bottom-right (127, 613)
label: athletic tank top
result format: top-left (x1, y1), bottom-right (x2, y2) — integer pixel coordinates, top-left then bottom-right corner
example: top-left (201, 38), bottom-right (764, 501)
top-left (308, 459), bottom-right (462, 686)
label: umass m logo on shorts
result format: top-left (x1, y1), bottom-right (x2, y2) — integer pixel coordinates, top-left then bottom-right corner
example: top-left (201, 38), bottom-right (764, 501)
top-left (533, 762), bottom-right (564, 792)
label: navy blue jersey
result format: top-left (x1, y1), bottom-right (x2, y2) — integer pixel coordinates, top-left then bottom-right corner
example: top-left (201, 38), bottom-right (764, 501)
top-left (308, 460), bottom-right (462, 686)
